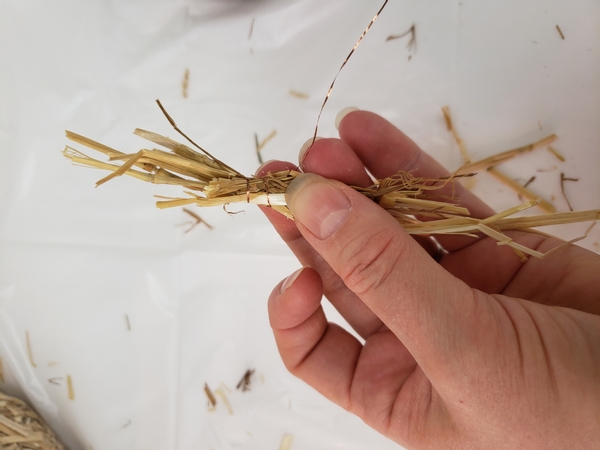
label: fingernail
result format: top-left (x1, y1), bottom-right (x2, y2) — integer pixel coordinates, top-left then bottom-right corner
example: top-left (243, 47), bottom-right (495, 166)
top-left (280, 266), bottom-right (311, 293)
top-left (298, 137), bottom-right (322, 165)
top-left (254, 159), bottom-right (276, 176)
top-left (286, 173), bottom-right (351, 240)
top-left (335, 107), bottom-right (359, 130)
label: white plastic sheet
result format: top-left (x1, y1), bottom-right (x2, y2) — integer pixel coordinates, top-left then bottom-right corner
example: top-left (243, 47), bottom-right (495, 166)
top-left (0, 1), bottom-right (598, 449)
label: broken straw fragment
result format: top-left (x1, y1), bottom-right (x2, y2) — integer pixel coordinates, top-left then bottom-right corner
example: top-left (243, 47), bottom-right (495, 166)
top-left (67, 374), bottom-right (75, 400)
top-left (26, 331), bottom-right (37, 368)
top-left (441, 106), bottom-right (470, 164)
top-left (215, 386), bottom-right (233, 414)
top-left (204, 383), bottom-right (217, 409)
top-left (547, 146), bottom-right (565, 162)
top-left (455, 134), bottom-right (557, 174)
top-left (487, 167), bottom-right (555, 213)
top-left (279, 433), bottom-right (293, 450)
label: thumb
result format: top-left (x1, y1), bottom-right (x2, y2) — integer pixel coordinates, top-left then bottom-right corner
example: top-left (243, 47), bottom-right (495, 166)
top-left (285, 173), bottom-right (481, 379)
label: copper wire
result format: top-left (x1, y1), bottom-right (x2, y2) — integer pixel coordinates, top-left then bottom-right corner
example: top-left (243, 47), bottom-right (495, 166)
top-left (264, 177), bottom-right (272, 207)
top-left (310, 1), bottom-right (389, 148)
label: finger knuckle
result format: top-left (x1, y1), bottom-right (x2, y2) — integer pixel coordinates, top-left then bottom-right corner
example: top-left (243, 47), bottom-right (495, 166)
top-left (340, 228), bottom-right (404, 297)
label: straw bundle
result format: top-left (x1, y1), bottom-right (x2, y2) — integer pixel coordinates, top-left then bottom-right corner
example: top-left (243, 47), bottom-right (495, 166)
top-left (63, 114), bottom-right (600, 259)
top-left (0, 392), bottom-right (65, 450)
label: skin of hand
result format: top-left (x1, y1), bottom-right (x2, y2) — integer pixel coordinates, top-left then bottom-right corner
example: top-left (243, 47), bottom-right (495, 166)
top-left (256, 110), bottom-right (600, 449)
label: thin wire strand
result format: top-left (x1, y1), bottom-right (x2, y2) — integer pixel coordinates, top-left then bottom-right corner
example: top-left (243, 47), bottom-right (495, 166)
top-left (310, 0), bottom-right (389, 147)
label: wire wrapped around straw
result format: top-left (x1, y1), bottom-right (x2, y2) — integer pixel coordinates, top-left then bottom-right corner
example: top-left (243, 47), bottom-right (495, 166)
top-left (63, 117), bottom-right (600, 259)
top-left (0, 392), bottom-right (65, 450)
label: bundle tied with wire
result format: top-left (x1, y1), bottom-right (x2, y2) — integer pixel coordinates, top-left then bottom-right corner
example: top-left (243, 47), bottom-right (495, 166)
top-left (63, 102), bottom-right (600, 260)
top-left (61, 1), bottom-right (600, 260)
top-left (0, 392), bottom-right (65, 450)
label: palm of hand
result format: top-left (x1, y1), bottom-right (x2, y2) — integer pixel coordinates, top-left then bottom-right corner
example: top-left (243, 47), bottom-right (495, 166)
top-left (259, 111), bottom-right (600, 448)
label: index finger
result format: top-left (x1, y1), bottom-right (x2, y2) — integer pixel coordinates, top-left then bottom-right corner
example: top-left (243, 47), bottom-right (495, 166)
top-left (337, 110), bottom-right (495, 251)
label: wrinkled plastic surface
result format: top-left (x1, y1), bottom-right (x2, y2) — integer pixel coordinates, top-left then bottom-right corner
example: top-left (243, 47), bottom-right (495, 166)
top-left (0, 1), bottom-right (599, 449)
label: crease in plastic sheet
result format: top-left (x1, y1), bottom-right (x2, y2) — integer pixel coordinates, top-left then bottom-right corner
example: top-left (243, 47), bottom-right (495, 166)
top-left (0, 1), bottom-right (599, 449)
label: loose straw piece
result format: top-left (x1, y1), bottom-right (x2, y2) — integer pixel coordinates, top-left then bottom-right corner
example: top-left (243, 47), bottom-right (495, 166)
top-left (289, 90), bottom-right (309, 99)
top-left (248, 18), bottom-right (255, 40)
top-left (204, 383), bottom-right (217, 411)
top-left (26, 331), bottom-right (36, 368)
top-left (456, 134), bottom-right (557, 174)
top-left (182, 68), bottom-right (190, 99)
top-left (48, 377), bottom-right (62, 386)
top-left (236, 369), bottom-right (255, 392)
top-left (254, 133), bottom-right (262, 164)
top-left (204, 383), bottom-right (217, 409)
top-left (442, 106), bottom-right (470, 163)
top-left (182, 208), bottom-right (214, 232)
top-left (279, 433), bottom-right (293, 450)
top-left (487, 167), bottom-right (555, 213)
top-left (214, 387), bottom-right (233, 415)
top-left (560, 172), bottom-right (579, 211)
top-left (386, 23), bottom-right (416, 52)
top-left (547, 146), bottom-right (565, 162)
top-left (256, 129), bottom-right (277, 153)
top-left (66, 375), bottom-right (75, 400)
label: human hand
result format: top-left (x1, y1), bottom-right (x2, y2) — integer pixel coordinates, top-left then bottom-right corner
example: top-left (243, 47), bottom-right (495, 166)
top-left (258, 110), bottom-right (600, 449)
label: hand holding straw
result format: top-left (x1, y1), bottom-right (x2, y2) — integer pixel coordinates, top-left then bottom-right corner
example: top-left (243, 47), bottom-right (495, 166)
top-left (265, 108), bottom-right (600, 449)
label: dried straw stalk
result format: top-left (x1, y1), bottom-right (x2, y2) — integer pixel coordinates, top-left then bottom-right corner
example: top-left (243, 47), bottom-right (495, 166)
top-left (63, 125), bottom-right (599, 259)
top-left (486, 167), bottom-right (555, 214)
top-left (0, 392), bottom-right (65, 450)
top-left (453, 134), bottom-right (558, 174)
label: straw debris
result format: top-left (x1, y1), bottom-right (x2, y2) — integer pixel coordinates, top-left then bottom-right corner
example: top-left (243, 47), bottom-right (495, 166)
top-left (182, 69), bottom-right (190, 99)
top-left (236, 369), bottom-right (255, 392)
top-left (279, 433), bottom-right (293, 450)
top-left (204, 383), bottom-right (216, 409)
top-left (560, 173), bottom-right (579, 211)
top-left (455, 134), bottom-right (557, 174)
top-left (48, 378), bottom-right (62, 386)
top-left (487, 167), bottom-right (555, 213)
top-left (182, 208), bottom-right (213, 232)
top-left (248, 18), bottom-right (255, 40)
top-left (214, 387), bottom-right (233, 415)
top-left (66, 375), bottom-right (74, 401)
top-left (547, 146), bottom-right (565, 162)
top-left (0, 391), bottom-right (66, 449)
top-left (25, 332), bottom-right (36, 369)
top-left (386, 23), bottom-right (416, 60)
top-left (288, 90), bottom-right (309, 99)
top-left (254, 129), bottom-right (277, 164)
top-left (441, 106), bottom-right (470, 163)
